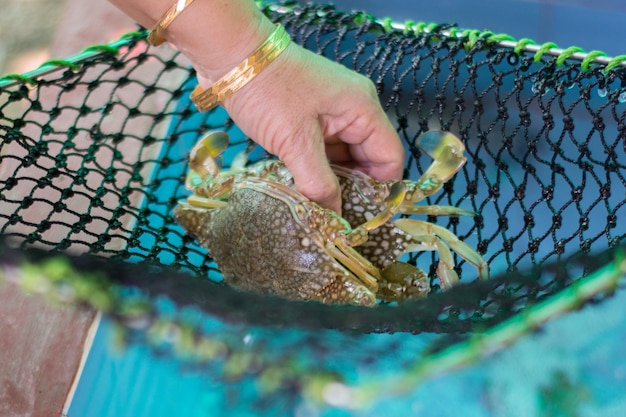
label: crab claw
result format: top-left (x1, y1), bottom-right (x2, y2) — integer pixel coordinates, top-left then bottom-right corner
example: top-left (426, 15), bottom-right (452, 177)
top-left (188, 131), bottom-right (230, 178)
top-left (414, 131), bottom-right (467, 196)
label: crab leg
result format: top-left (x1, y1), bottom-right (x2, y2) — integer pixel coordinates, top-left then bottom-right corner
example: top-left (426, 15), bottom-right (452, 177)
top-left (187, 195), bottom-right (228, 209)
top-left (398, 204), bottom-right (476, 217)
top-left (408, 233), bottom-right (459, 290)
top-left (324, 181), bottom-right (409, 290)
top-left (394, 218), bottom-right (490, 287)
top-left (357, 181), bottom-right (407, 231)
top-left (325, 244), bottom-right (380, 291)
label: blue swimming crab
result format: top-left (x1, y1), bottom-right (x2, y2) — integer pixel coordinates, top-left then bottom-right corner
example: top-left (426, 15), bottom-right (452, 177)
top-left (174, 131), bottom-right (489, 306)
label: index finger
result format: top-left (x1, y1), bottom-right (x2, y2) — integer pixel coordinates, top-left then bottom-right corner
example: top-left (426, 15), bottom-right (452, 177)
top-left (328, 96), bottom-right (405, 182)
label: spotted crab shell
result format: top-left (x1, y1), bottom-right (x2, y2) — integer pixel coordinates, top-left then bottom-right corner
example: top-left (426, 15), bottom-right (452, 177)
top-left (174, 182), bottom-right (378, 306)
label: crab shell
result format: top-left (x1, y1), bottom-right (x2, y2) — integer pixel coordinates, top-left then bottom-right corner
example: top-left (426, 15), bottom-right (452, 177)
top-left (176, 181), bottom-right (368, 305)
top-left (174, 162), bottom-right (428, 307)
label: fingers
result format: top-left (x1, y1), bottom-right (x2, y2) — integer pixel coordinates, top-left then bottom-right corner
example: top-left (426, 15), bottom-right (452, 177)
top-left (218, 44), bottom-right (404, 214)
top-left (363, 101), bottom-right (405, 181)
top-left (324, 83), bottom-right (405, 182)
top-left (280, 125), bottom-right (343, 214)
top-left (353, 110), bottom-right (405, 181)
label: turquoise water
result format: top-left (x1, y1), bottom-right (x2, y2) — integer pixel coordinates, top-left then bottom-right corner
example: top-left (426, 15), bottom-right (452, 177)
top-left (68, 282), bottom-right (626, 416)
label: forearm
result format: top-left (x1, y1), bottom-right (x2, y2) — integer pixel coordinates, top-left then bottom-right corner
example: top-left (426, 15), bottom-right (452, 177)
top-left (108, 0), bottom-right (275, 83)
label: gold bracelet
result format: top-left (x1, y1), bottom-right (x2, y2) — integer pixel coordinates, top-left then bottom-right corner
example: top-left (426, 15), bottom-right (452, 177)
top-left (147, 0), bottom-right (196, 46)
top-left (190, 23), bottom-right (291, 112)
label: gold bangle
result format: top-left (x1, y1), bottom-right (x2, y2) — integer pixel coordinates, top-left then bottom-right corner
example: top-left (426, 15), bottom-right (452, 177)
top-left (147, 0), bottom-right (195, 46)
top-left (190, 23), bottom-right (291, 112)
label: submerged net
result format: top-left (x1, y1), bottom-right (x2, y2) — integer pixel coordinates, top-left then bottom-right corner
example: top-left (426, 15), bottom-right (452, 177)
top-left (0, 0), bottom-right (625, 411)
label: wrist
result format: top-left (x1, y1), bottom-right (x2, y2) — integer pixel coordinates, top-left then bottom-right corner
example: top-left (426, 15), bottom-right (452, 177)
top-left (160, 1), bottom-right (276, 85)
top-left (115, 0), bottom-right (276, 84)
top-left (190, 23), bottom-right (292, 112)
top-left (191, 17), bottom-right (276, 87)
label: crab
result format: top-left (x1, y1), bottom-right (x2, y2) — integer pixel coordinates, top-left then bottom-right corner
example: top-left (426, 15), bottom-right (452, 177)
top-left (174, 130), bottom-right (489, 306)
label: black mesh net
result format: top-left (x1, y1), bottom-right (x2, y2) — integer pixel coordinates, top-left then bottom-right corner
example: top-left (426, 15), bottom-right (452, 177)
top-left (0, 0), bottom-right (625, 409)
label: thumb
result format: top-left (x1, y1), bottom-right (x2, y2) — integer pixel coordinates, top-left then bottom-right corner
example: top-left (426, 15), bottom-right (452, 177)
top-left (279, 128), bottom-right (342, 214)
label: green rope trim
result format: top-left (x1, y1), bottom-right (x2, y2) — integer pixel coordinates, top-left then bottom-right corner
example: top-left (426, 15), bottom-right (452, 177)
top-left (380, 17), bottom-right (394, 33)
top-left (604, 54), bottom-right (626, 73)
top-left (447, 26), bottom-right (460, 38)
top-left (485, 33), bottom-right (516, 44)
top-left (0, 29), bottom-right (147, 89)
top-left (371, 12), bottom-right (625, 72)
top-left (555, 46), bottom-right (585, 66)
top-left (351, 10), bottom-right (370, 27)
top-left (533, 41), bottom-right (559, 63)
top-left (82, 44), bottom-right (120, 55)
top-left (581, 50), bottom-right (607, 72)
top-left (403, 20), bottom-right (440, 36)
top-left (513, 38), bottom-right (537, 55)
top-left (275, 2), bottom-right (626, 71)
top-left (462, 29), bottom-right (483, 51)
top-left (0, 73), bottom-right (38, 86)
top-left (38, 59), bottom-right (80, 71)
top-left (402, 20), bottom-right (417, 35)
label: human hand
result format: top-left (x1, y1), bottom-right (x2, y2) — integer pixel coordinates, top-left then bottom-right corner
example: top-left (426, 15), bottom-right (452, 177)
top-left (108, 0), bottom-right (404, 213)
top-left (195, 42), bottom-right (405, 213)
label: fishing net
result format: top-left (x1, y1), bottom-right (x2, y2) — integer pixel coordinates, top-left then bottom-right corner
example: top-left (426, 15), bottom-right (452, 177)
top-left (0, 0), bottom-right (625, 412)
